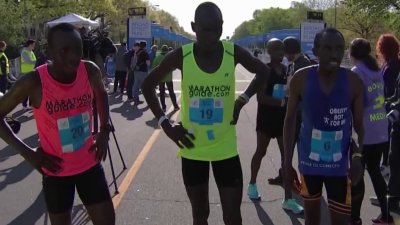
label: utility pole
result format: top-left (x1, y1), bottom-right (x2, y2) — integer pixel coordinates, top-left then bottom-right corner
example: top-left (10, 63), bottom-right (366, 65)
top-left (334, 0), bottom-right (337, 28)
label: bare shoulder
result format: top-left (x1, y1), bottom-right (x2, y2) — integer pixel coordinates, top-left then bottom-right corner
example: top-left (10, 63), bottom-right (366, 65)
top-left (20, 70), bottom-right (42, 92)
top-left (83, 60), bottom-right (100, 76)
top-left (290, 66), bottom-right (312, 90)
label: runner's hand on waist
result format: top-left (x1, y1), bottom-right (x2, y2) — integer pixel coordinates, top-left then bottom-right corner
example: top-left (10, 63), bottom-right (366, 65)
top-left (27, 147), bottom-right (63, 174)
top-left (162, 122), bottom-right (195, 149)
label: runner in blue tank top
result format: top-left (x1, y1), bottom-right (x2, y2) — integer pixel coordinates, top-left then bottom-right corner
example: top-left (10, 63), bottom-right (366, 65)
top-left (283, 28), bottom-right (365, 225)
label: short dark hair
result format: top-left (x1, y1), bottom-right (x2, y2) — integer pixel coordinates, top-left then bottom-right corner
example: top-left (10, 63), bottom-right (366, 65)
top-left (139, 41), bottom-right (147, 48)
top-left (25, 39), bottom-right (36, 47)
top-left (194, 2), bottom-right (223, 23)
top-left (313, 28), bottom-right (344, 49)
top-left (283, 36), bottom-right (301, 54)
top-left (0, 41), bottom-right (6, 49)
top-left (47, 23), bottom-right (77, 48)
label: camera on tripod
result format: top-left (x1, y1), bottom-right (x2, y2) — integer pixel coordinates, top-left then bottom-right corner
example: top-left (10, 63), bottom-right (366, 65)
top-left (387, 101), bottom-right (400, 123)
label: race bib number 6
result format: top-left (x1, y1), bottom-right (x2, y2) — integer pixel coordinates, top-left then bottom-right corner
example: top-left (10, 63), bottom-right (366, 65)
top-left (309, 128), bottom-right (343, 162)
top-left (189, 98), bottom-right (223, 125)
top-left (57, 112), bottom-right (91, 153)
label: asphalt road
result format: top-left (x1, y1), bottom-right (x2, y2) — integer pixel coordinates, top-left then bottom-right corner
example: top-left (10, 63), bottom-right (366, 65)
top-left (0, 65), bottom-right (398, 225)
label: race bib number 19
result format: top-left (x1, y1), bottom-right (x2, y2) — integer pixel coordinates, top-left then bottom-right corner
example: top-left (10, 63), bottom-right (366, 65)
top-left (57, 112), bottom-right (91, 153)
top-left (189, 98), bottom-right (223, 125)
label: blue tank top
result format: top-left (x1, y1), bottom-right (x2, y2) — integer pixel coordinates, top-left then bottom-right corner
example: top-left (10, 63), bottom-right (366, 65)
top-left (298, 66), bottom-right (352, 176)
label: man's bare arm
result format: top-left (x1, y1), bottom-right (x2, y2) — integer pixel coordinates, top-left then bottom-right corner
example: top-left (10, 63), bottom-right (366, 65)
top-left (142, 48), bottom-right (181, 120)
top-left (349, 71), bottom-right (365, 154)
top-left (234, 45), bottom-right (270, 99)
top-left (0, 73), bottom-right (37, 157)
top-left (283, 72), bottom-right (302, 166)
top-left (85, 61), bottom-right (110, 129)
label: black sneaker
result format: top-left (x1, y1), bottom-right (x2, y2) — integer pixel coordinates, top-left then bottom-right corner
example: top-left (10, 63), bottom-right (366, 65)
top-left (371, 214), bottom-right (394, 225)
top-left (268, 171), bottom-right (283, 185)
top-left (134, 100), bottom-right (144, 105)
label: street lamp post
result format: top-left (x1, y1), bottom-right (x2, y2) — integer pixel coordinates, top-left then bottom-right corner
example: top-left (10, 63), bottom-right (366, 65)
top-left (334, 0), bottom-right (337, 28)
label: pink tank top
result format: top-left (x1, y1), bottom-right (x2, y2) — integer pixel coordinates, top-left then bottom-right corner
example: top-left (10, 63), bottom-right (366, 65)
top-left (33, 61), bottom-right (97, 176)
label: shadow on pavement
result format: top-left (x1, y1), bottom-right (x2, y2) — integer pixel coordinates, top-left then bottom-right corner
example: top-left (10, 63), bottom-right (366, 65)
top-left (253, 201), bottom-right (274, 225)
top-left (111, 101), bottom-right (149, 121)
top-left (0, 134), bottom-right (39, 191)
top-left (108, 93), bottom-right (124, 106)
top-left (7, 190), bottom-right (49, 225)
top-left (71, 204), bottom-right (91, 225)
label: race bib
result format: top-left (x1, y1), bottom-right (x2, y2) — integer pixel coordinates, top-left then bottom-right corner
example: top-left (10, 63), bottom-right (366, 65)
top-left (309, 128), bottom-right (343, 162)
top-left (189, 98), bottom-right (223, 125)
top-left (57, 112), bottom-right (91, 153)
top-left (272, 84), bottom-right (286, 100)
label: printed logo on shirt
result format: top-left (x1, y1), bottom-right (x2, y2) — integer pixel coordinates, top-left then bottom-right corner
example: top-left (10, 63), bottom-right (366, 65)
top-left (45, 93), bottom-right (92, 115)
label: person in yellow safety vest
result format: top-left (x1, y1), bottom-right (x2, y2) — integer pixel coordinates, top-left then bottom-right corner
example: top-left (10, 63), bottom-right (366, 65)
top-left (0, 41), bottom-right (9, 94)
top-left (20, 39), bottom-right (36, 110)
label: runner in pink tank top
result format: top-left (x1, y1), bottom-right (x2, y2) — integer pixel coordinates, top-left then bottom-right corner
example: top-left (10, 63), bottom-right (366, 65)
top-left (0, 23), bottom-right (115, 224)
top-left (34, 61), bottom-right (97, 176)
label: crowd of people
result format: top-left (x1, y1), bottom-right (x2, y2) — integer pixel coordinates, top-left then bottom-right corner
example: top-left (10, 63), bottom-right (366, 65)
top-left (0, 1), bottom-right (400, 225)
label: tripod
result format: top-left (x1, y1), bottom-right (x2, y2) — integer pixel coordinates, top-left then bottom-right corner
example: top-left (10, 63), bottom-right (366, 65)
top-left (93, 103), bottom-right (127, 195)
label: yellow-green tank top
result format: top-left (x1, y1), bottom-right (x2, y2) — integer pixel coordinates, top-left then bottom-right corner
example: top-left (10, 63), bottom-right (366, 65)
top-left (179, 41), bottom-right (238, 161)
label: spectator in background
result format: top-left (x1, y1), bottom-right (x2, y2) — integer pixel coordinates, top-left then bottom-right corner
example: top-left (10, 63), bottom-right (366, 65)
top-left (376, 34), bottom-right (400, 176)
top-left (0, 41), bottom-right (9, 94)
top-left (149, 45), bottom-right (158, 66)
top-left (35, 45), bottom-right (50, 68)
top-left (113, 42), bottom-right (128, 95)
top-left (151, 45), bottom-right (179, 112)
top-left (20, 39), bottom-right (36, 110)
top-left (125, 42), bottom-right (140, 101)
top-left (132, 41), bottom-right (150, 105)
top-left (283, 36), bottom-right (311, 79)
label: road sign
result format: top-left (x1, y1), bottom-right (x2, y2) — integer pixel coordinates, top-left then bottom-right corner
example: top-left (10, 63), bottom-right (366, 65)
top-left (300, 22), bottom-right (326, 60)
top-left (128, 18), bottom-right (151, 39)
top-left (307, 11), bottom-right (323, 21)
top-left (128, 7), bottom-right (146, 16)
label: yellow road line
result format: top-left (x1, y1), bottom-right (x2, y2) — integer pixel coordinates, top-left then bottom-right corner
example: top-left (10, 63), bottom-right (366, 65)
top-left (112, 96), bottom-right (181, 208)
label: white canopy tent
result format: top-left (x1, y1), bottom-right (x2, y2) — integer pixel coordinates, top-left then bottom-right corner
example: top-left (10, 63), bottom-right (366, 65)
top-left (46, 13), bottom-right (99, 29)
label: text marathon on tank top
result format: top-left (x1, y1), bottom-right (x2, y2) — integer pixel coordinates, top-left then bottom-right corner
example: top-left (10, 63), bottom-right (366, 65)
top-left (180, 41), bottom-right (237, 161)
top-left (298, 66), bottom-right (352, 176)
top-left (33, 61), bottom-right (97, 176)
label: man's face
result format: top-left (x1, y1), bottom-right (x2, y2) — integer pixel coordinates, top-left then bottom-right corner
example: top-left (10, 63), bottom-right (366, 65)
top-left (49, 30), bottom-right (82, 75)
top-left (314, 32), bottom-right (345, 71)
top-left (192, 7), bottom-right (223, 48)
top-left (267, 41), bottom-right (284, 62)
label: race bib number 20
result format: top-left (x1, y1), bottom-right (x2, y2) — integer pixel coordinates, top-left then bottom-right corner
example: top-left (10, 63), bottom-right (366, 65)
top-left (57, 112), bottom-right (91, 153)
top-left (189, 98), bottom-right (223, 125)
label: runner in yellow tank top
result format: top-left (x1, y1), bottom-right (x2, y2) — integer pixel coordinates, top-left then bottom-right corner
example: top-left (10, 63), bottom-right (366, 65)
top-left (142, 2), bottom-right (270, 225)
